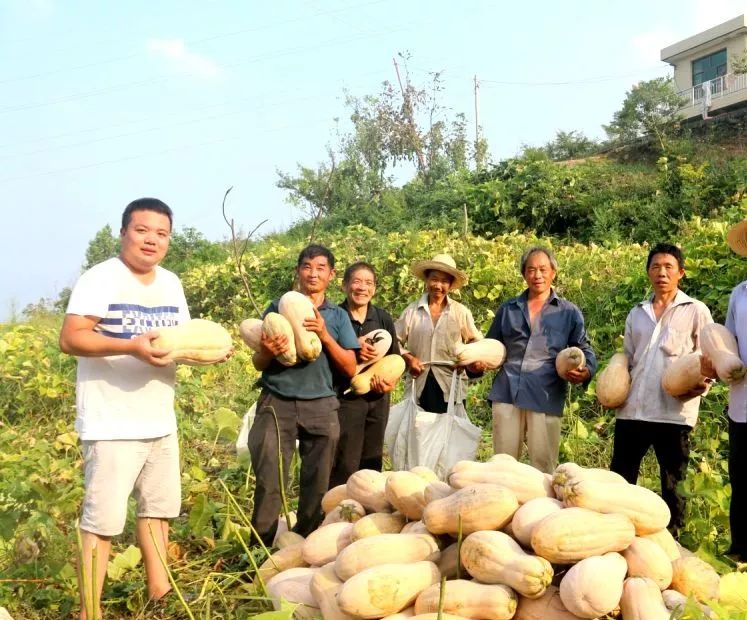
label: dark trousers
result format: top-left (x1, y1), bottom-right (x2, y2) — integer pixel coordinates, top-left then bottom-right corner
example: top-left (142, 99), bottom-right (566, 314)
top-left (247, 389), bottom-right (339, 547)
top-left (329, 394), bottom-right (390, 487)
top-left (729, 418), bottom-right (747, 556)
top-left (418, 370), bottom-right (449, 413)
top-left (610, 418), bottom-right (691, 536)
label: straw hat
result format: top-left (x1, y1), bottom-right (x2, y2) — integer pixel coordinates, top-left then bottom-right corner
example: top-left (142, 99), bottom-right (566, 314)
top-left (411, 253), bottom-right (468, 289)
top-left (727, 220), bottom-right (747, 257)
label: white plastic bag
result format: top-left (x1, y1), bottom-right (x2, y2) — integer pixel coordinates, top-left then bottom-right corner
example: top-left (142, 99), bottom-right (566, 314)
top-left (235, 402), bottom-right (257, 459)
top-left (385, 371), bottom-right (481, 478)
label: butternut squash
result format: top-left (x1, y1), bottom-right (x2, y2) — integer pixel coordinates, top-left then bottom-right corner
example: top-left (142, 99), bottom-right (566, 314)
top-left (275, 531), bottom-right (305, 550)
top-left (153, 318), bottom-right (233, 365)
top-left (563, 479), bottom-right (670, 535)
top-left (410, 466), bottom-right (439, 483)
top-left (337, 561), bottom-right (441, 619)
top-left (511, 497), bottom-right (564, 548)
top-left (555, 346), bottom-right (585, 377)
top-left (400, 520), bottom-right (430, 535)
top-left (321, 485), bottom-right (350, 514)
top-left (385, 471), bottom-right (429, 520)
top-left (346, 469), bottom-right (391, 513)
top-left (530, 507), bottom-right (636, 564)
top-left (461, 530), bottom-right (553, 599)
top-left (423, 481), bottom-right (455, 504)
top-left (595, 352), bottom-right (631, 408)
top-left (662, 352), bottom-right (708, 397)
top-left (514, 585), bottom-right (579, 620)
top-left (239, 317), bottom-right (263, 351)
top-left (356, 329), bottom-right (392, 373)
top-left (334, 533), bottom-right (440, 581)
top-left (414, 579), bottom-right (517, 620)
top-left (278, 291), bottom-right (322, 362)
top-left (351, 512), bottom-right (406, 540)
top-left (321, 499), bottom-right (366, 525)
top-left (262, 312), bottom-right (298, 366)
top-left (422, 483), bottom-right (519, 535)
top-left (350, 354), bottom-right (406, 395)
top-left (619, 577), bottom-right (670, 620)
top-left (700, 323), bottom-right (747, 384)
top-left (257, 542), bottom-right (308, 582)
top-left (301, 522), bottom-right (353, 566)
top-left (670, 556), bottom-right (720, 602)
top-left (454, 338), bottom-right (506, 369)
top-left (449, 456), bottom-right (553, 503)
top-left (435, 542), bottom-right (465, 580)
top-left (309, 562), bottom-right (355, 620)
top-left (641, 528), bottom-right (681, 561)
top-left (551, 462), bottom-right (626, 501)
top-left (558, 552), bottom-right (627, 618)
top-left (381, 609), bottom-right (415, 620)
top-left (266, 566), bottom-right (319, 609)
top-left (622, 536), bottom-right (673, 590)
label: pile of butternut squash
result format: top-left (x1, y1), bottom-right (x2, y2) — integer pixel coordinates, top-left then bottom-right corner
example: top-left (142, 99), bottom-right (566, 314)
top-left (258, 455), bottom-right (728, 620)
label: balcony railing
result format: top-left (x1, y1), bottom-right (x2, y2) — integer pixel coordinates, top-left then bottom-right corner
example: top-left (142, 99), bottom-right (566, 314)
top-left (678, 72), bottom-right (747, 107)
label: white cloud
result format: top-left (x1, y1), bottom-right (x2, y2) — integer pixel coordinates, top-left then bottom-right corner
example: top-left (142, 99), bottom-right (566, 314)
top-left (146, 39), bottom-right (224, 80)
top-left (631, 29), bottom-right (676, 63)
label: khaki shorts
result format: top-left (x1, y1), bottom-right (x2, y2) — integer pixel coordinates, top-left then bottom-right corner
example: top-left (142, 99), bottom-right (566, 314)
top-left (80, 434), bottom-right (181, 536)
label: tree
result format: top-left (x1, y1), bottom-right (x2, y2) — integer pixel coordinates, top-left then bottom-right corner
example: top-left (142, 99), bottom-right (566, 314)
top-left (543, 130), bottom-right (598, 161)
top-left (732, 49), bottom-right (747, 74)
top-left (604, 78), bottom-right (684, 150)
top-left (83, 224), bottom-right (119, 270)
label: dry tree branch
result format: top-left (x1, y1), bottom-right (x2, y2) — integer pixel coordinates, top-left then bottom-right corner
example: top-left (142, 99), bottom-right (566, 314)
top-left (221, 186), bottom-right (267, 318)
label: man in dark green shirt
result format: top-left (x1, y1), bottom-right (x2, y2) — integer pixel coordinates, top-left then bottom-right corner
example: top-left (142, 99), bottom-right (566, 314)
top-left (249, 245), bottom-right (359, 545)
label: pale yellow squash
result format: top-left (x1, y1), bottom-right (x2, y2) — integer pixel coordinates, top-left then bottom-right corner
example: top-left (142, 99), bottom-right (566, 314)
top-left (337, 561), bottom-right (441, 619)
top-left (414, 579), bottom-right (517, 620)
top-left (511, 497), bottom-right (564, 548)
top-left (309, 562), bottom-right (355, 620)
top-left (385, 471), bottom-right (429, 520)
top-left (278, 291), bottom-right (322, 362)
top-left (301, 522), bottom-right (353, 566)
top-left (670, 556), bottom-right (720, 602)
top-left (321, 499), bottom-right (366, 525)
top-left (266, 566), bottom-right (319, 609)
top-left (513, 585), bottom-right (579, 620)
top-left (558, 552), bottom-right (627, 618)
top-left (346, 469), bottom-right (391, 513)
top-left (622, 536), bottom-right (673, 590)
top-left (700, 323), bottom-right (747, 383)
top-left (262, 312), bottom-right (298, 366)
top-left (555, 346), bottom-right (585, 376)
top-left (321, 484), bottom-right (350, 514)
top-left (460, 530), bottom-right (553, 599)
top-left (350, 355), bottom-right (406, 395)
top-left (423, 483), bottom-right (519, 535)
top-left (152, 318), bottom-right (233, 365)
top-left (562, 479), bottom-right (670, 535)
top-left (596, 353), bottom-right (631, 408)
top-left (530, 507), bottom-right (636, 564)
top-left (619, 577), bottom-right (671, 620)
top-left (449, 456), bottom-right (552, 503)
top-left (256, 542), bottom-right (308, 582)
top-left (334, 533), bottom-right (440, 581)
top-left (641, 528), bottom-right (681, 561)
top-left (351, 512), bottom-right (406, 540)
top-left (238, 317), bottom-right (263, 351)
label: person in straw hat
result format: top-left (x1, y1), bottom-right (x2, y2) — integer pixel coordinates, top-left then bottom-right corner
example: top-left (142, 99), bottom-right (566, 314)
top-left (395, 253), bottom-right (484, 413)
top-left (700, 220), bottom-right (747, 561)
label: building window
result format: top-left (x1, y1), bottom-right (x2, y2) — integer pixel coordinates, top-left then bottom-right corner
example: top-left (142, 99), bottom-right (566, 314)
top-left (692, 49), bottom-right (727, 86)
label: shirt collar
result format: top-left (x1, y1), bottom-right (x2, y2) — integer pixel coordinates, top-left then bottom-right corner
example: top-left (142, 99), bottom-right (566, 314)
top-left (514, 288), bottom-right (560, 305)
top-left (638, 289), bottom-right (693, 308)
top-left (417, 293), bottom-right (452, 309)
top-left (340, 299), bottom-right (376, 322)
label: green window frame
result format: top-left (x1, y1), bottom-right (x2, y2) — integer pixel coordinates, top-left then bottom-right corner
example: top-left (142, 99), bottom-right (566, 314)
top-left (692, 49), bottom-right (727, 86)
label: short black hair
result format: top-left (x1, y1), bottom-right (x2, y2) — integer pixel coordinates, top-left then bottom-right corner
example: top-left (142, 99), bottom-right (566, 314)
top-left (121, 198), bottom-right (173, 231)
top-left (646, 243), bottom-right (685, 270)
top-left (297, 244), bottom-right (335, 269)
top-left (343, 261), bottom-right (377, 284)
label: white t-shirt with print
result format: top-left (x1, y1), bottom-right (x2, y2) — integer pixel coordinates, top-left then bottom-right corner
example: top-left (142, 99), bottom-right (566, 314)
top-left (66, 257), bottom-right (190, 440)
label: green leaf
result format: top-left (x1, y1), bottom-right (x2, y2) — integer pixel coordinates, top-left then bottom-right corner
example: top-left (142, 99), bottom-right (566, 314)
top-left (719, 572), bottom-right (747, 610)
top-left (107, 545), bottom-right (142, 580)
top-left (188, 493), bottom-right (217, 538)
top-left (251, 600), bottom-right (299, 620)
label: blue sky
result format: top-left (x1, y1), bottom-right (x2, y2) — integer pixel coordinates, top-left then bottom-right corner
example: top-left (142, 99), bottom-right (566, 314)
top-left (1, 0), bottom-right (744, 319)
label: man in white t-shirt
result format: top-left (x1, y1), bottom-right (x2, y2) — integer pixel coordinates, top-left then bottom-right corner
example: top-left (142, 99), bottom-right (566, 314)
top-left (60, 198), bottom-right (190, 619)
